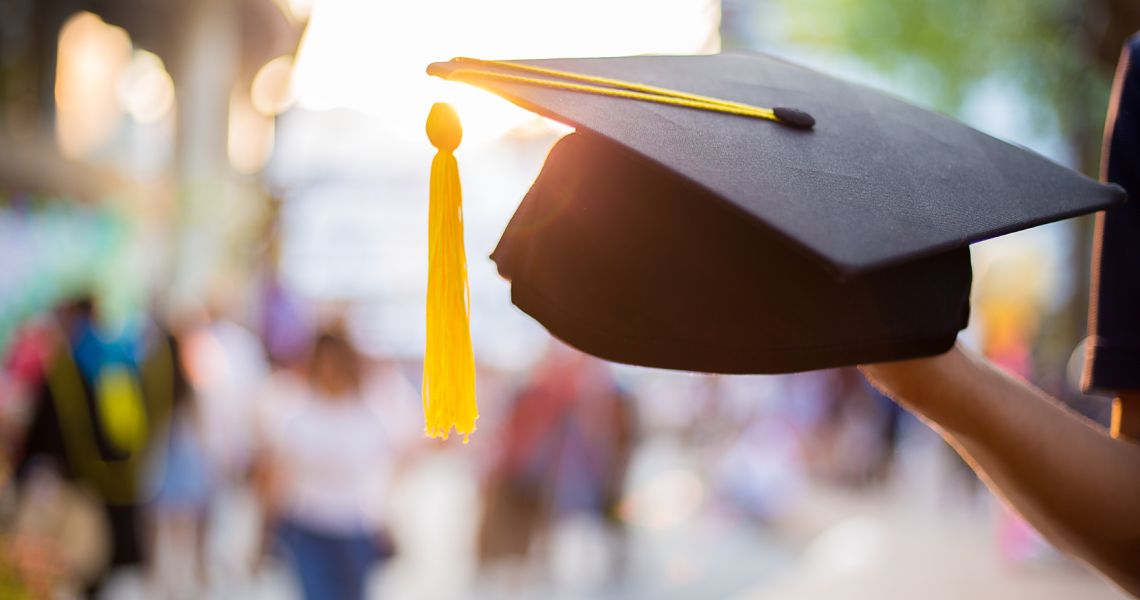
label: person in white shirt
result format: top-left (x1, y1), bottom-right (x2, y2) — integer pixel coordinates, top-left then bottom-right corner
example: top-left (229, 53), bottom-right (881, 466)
top-left (253, 332), bottom-right (397, 600)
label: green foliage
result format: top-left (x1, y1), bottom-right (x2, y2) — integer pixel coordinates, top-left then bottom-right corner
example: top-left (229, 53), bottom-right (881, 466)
top-left (775, 0), bottom-right (1113, 170)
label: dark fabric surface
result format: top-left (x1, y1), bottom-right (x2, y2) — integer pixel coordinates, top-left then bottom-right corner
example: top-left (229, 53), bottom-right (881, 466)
top-left (492, 133), bottom-right (971, 374)
top-left (1085, 33), bottom-right (1140, 393)
top-left (432, 53), bottom-right (1125, 276)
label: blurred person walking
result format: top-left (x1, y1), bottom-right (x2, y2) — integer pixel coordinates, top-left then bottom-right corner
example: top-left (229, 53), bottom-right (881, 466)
top-left (144, 332), bottom-right (213, 596)
top-left (252, 331), bottom-right (397, 600)
top-left (480, 341), bottom-right (636, 585)
top-left (9, 296), bottom-right (175, 597)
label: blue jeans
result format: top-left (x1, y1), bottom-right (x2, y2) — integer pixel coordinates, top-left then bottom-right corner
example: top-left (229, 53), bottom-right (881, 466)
top-left (277, 519), bottom-right (384, 600)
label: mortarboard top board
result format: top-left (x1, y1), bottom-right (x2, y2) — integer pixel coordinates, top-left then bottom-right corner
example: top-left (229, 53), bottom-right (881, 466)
top-left (419, 52), bottom-right (1126, 439)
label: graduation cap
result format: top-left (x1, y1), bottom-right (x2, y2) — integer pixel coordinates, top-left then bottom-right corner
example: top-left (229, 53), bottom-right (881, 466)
top-left (420, 53), bottom-right (1127, 440)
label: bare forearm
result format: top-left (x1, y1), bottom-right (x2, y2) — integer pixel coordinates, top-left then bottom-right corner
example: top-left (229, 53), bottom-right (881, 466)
top-left (862, 344), bottom-right (1140, 593)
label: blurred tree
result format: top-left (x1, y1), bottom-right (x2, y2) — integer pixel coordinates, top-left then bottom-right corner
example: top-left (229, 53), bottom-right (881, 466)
top-left (772, 0), bottom-right (1138, 174)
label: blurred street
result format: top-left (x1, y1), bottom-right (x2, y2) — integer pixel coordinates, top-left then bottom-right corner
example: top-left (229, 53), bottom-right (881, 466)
top-left (86, 430), bottom-right (1127, 600)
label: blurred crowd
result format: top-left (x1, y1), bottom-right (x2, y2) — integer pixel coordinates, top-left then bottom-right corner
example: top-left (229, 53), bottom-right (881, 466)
top-left (0, 282), bottom-right (929, 599)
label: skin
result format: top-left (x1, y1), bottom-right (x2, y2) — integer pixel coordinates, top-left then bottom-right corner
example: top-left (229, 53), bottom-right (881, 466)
top-left (861, 343), bottom-right (1140, 596)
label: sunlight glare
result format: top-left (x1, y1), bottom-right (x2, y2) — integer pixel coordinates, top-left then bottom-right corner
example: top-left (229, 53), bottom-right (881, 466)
top-left (251, 55), bottom-right (296, 116)
top-left (229, 90), bottom-right (276, 174)
top-left (55, 12), bottom-right (132, 158)
top-left (290, 0), bottom-right (720, 144)
top-left (117, 50), bottom-right (175, 124)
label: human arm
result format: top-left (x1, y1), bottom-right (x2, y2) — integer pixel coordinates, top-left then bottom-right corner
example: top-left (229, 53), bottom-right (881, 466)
top-left (861, 343), bottom-right (1140, 595)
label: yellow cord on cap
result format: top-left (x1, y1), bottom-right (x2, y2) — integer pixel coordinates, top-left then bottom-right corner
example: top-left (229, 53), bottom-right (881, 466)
top-left (424, 102), bottom-right (478, 442)
top-left (443, 57), bottom-right (814, 125)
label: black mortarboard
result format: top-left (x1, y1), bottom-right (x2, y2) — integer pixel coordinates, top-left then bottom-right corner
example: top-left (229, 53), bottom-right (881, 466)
top-left (420, 52), bottom-right (1125, 436)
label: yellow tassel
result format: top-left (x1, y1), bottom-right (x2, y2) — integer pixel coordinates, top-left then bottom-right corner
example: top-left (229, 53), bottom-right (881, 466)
top-left (424, 102), bottom-right (478, 441)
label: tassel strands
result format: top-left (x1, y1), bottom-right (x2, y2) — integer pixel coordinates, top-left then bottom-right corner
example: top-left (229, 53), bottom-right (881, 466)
top-left (424, 102), bottom-right (478, 441)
